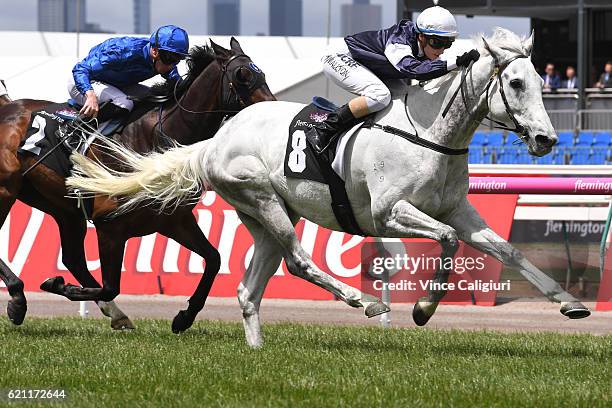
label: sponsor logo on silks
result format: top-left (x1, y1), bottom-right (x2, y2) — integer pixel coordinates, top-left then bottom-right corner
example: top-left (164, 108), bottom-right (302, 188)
top-left (55, 108), bottom-right (79, 120)
top-left (249, 62), bottom-right (262, 73)
top-left (309, 112), bottom-right (328, 123)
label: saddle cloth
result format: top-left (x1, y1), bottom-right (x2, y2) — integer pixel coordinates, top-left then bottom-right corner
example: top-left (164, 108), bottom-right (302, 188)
top-left (284, 98), bottom-right (364, 183)
top-left (283, 97), bottom-right (366, 236)
top-left (19, 102), bottom-right (88, 178)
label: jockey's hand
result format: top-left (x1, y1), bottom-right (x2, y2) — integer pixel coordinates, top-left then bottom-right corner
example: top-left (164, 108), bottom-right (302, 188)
top-left (456, 49), bottom-right (480, 68)
top-left (80, 90), bottom-right (99, 118)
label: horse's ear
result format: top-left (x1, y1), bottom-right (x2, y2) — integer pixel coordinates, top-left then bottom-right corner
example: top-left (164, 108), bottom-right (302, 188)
top-left (230, 37), bottom-right (244, 54)
top-left (482, 36), bottom-right (505, 64)
top-left (210, 39), bottom-right (229, 58)
top-left (523, 30), bottom-right (534, 56)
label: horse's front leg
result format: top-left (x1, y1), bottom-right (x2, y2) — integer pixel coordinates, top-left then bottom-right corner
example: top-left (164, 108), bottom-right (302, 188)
top-left (377, 199), bottom-right (460, 326)
top-left (443, 197), bottom-right (590, 319)
top-left (40, 224), bottom-right (129, 317)
top-left (52, 214), bottom-right (134, 329)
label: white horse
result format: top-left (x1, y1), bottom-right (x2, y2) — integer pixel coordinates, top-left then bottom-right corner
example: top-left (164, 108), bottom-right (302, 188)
top-left (67, 29), bottom-right (590, 347)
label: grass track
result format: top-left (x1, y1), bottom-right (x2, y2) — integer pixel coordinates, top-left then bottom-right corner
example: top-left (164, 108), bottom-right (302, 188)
top-left (0, 317), bottom-right (609, 407)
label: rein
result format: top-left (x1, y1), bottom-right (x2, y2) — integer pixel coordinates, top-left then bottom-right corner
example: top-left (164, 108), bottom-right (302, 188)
top-left (442, 47), bottom-right (530, 144)
top-left (156, 52), bottom-right (266, 138)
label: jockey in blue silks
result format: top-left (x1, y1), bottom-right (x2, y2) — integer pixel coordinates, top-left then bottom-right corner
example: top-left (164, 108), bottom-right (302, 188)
top-left (67, 24), bottom-right (189, 129)
top-left (306, 6), bottom-right (481, 154)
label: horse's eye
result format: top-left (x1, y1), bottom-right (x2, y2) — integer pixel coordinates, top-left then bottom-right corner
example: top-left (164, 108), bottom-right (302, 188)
top-left (510, 79), bottom-right (522, 89)
top-left (236, 67), bottom-right (252, 84)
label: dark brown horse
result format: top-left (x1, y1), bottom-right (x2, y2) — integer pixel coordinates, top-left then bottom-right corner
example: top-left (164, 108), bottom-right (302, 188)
top-left (0, 80), bottom-right (11, 106)
top-left (0, 38), bottom-right (275, 332)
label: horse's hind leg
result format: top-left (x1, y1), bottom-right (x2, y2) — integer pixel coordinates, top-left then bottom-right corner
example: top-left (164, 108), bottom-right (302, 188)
top-left (157, 212), bottom-right (221, 334)
top-left (445, 198), bottom-right (590, 319)
top-left (0, 154), bottom-right (26, 324)
top-left (219, 181), bottom-right (388, 317)
top-left (52, 214), bottom-right (134, 329)
top-left (235, 210), bottom-right (295, 348)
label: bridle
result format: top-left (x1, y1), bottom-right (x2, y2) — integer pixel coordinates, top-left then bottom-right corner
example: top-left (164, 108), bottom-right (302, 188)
top-left (172, 53), bottom-right (266, 116)
top-left (442, 44), bottom-right (530, 145)
top-left (156, 52), bottom-right (267, 139)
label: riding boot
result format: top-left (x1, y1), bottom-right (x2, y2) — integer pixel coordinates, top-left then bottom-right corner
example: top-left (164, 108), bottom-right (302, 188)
top-left (306, 104), bottom-right (359, 155)
top-left (96, 103), bottom-right (130, 136)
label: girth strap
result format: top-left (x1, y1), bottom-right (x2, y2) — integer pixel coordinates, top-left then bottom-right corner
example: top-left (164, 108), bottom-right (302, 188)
top-left (364, 122), bottom-right (469, 156)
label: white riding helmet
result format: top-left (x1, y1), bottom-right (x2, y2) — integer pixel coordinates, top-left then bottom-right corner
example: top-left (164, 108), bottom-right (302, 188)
top-left (416, 6), bottom-right (458, 38)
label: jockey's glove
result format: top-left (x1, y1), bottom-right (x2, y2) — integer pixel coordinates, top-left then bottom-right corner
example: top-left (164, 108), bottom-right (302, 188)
top-left (456, 49), bottom-right (480, 67)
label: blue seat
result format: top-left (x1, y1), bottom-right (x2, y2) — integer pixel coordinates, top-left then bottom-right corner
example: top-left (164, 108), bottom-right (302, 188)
top-left (468, 147), bottom-right (486, 164)
top-left (569, 147), bottom-right (592, 164)
top-left (589, 147), bottom-right (608, 164)
top-left (553, 147), bottom-right (568, 165)
top-left (556, 131), bottom-right (574, 147)
top-left (516, 148), bottom-right (535, 164)
top-left (496, 148), bottom-right (519, 164)
top-left (471, 131), bottom-right (487, 146)
top-left (576, 132), bottom-right (593, 147)
top-left (505, 132), bottom-right (523, 145)
top-left (468, 145), bottom-right (492, 164)
top-left (535, 154), bottom-right (554, 165)
top-left (593, 131), bottom-right (612, 147)
top-left (487, 131), bottom-right (504, 146)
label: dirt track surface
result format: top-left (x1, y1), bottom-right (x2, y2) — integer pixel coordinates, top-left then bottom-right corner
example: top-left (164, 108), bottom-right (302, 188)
top-left (3, 292), bottom-right (610, 335)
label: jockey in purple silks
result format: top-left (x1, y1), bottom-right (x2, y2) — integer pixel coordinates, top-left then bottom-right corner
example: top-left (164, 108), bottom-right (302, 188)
top-left (306, 5), bottom-right (481, 154)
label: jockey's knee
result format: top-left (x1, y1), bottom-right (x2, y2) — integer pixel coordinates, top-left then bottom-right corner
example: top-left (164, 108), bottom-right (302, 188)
top-left (111, 97), bottom-right (134, 112)
top-left (363, 86), bottom-right (391, 112)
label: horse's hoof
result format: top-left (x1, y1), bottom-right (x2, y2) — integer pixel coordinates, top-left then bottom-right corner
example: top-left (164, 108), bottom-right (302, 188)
top-left (365, 300), bottom-right (390, 318)
top-left (560, 302), bottom-right (591, 319)
top-left (7, 295), bottom-right (27, 326)
top-left (172, 310), bottom-right (195, 334)
top-left (40, 276), bottom-right (65, 295)
top-left (111, 315), bottom-right (135, 330)
top-left (412, 297), bottom-right (438, 327)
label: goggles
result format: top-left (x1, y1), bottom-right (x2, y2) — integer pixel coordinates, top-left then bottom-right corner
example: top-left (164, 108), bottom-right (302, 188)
top-left (425, 36), bottom-right (454, 50)
top-left (159, 50), bottom-right (184, 65)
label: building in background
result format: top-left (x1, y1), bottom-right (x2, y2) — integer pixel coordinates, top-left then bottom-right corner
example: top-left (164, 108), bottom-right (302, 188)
top-left (134, 0), bottom-right (151, 34)
top-left (208, 0), bottom-right (240, 35)
top-left (341, 0), bottom-right (382, 36)
top-left (38, 0), bottom-right (86, 32)
top-left (38, 0), bottom-right (112, 33)
top-left (269, 0), bottom-right (302, 36)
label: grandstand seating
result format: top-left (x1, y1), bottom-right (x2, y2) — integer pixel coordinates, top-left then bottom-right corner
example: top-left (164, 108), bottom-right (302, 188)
top-left (468, 130), bottom-right (612, 165)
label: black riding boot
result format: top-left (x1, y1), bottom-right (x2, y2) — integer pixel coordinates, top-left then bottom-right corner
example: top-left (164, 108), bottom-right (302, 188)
top-left (306, 104), bottom-right (358, 154)
top-left (96, 103), bottom-right (130, 136)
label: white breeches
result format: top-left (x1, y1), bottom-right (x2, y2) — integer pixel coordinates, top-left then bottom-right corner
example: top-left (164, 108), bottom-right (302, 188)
top-left (321, 43), bottom-right (391, 113)
top-left (67, 77), bottom-right (149, 111)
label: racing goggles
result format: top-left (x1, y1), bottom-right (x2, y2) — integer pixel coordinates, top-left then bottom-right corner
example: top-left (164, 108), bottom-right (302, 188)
top-left (159, 50), bottom-right (184, 65)
top-left (425, 36), bottom-right (454, 50)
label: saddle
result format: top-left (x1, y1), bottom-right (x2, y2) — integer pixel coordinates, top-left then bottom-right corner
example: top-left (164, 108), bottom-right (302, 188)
top-left (284, 97), bottom-right (366, 236)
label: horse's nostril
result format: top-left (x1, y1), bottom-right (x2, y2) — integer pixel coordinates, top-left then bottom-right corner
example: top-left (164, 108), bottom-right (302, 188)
top-left (535, 134), bottom-right (555, 147)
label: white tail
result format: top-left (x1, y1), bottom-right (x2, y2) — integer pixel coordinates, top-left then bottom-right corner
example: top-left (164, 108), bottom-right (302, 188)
top-left (67, 137), bottom-right (209, 215)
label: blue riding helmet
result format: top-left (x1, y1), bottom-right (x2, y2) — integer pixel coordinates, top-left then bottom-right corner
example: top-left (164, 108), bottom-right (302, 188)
top-left (150, 25), bottom-right (189, 56)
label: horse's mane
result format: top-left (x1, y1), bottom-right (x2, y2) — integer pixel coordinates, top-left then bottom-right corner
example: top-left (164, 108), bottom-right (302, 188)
top-left (150, 45), bottom-right (216, 104)
top-left (473, 27), bottom-right (530, 57)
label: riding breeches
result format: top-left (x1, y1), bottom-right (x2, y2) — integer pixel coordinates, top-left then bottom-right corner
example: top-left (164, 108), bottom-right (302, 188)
top-left (67, 77), bottom-right (149, 111)
top-left (321, 43), bottom-right (392, 113)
